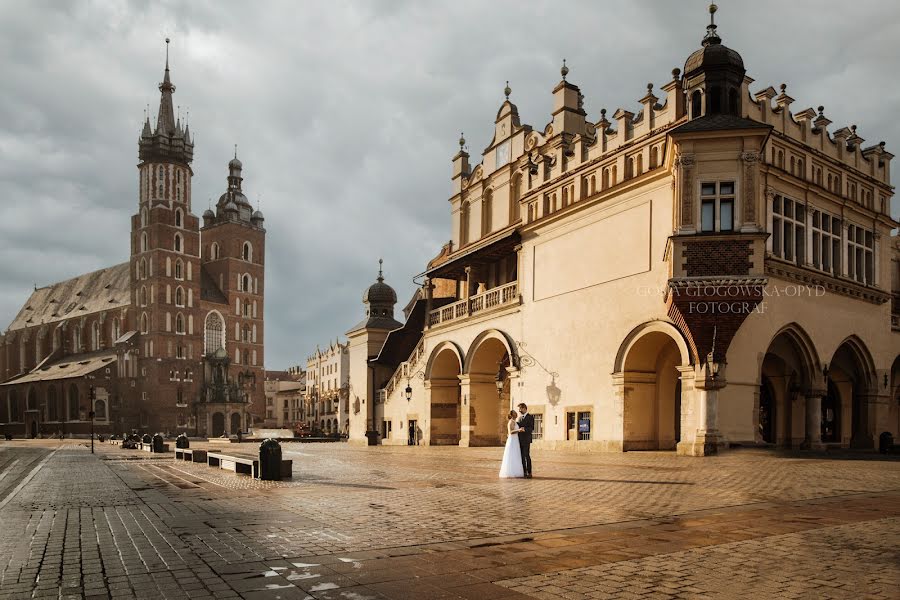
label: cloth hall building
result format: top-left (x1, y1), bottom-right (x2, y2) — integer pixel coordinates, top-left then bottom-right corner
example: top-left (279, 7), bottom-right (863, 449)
top-left (0, 47), bottom-right (267, 438)
top-left (348, 7), bottom-right (900, 454)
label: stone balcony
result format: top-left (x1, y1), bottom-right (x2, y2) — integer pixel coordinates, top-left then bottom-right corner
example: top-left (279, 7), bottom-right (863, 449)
top-left (428, 280), bottom-right (520, 328)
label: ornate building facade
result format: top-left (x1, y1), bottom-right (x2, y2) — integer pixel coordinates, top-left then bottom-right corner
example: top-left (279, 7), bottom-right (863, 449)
top-left (0, 44), bottom-right (266, 437)
top-left (350, 6), bottom-right (900, 454)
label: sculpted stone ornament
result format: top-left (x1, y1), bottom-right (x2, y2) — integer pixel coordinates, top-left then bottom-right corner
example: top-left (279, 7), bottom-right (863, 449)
top-left (677, 154), bottom-right (696, 227)
top-left (742, 152), bottom-right (760, 222)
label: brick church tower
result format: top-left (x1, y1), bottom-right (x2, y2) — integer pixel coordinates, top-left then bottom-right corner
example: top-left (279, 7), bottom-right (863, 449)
top-left (130, 40), bottom-right (203, 430)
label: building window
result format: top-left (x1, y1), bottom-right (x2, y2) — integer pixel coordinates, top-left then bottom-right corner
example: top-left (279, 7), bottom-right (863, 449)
top-left (140, 232), bottom-right (148, 252)
top-left (174, 233), bottom-right (183, 253)
top-left (532, 414), bottom-right (544, 441)
top-left (459, 201), bottom-right (470, 246)
top-left (68, 384), bottom-right (80, 421)
top-left (140, 286), bottom-right (148, 306)
top-left (175, 286), bottom-right (184, 307)
top-left (139, 258), bottom-right (147, 280)
top-left (481, 189), bottom-right (493, 236)
top-left (175, 208), bottom-right (183, 228)
top-left (242, 242), bottom-right (252, 262)
top-left (847, 224), bottom-right (874, 285)
top-left (811, 210), bottom-right (841, 276)
top-left (242, 274), bottom-right (250, 292)
top-left (204, 312), bottom-right (224, 355)
top-left (140, 207), bottom-right (148, 228)
top-left (175, 313), bottom-right (185, 334)
top-left (140, 312), bottom-right (149, 334)
top-left (567, 411), bottom-right (592, 441)
top-left (211, 242), bottom-right (219, 260)
top-left (771, 195), bottom-right (805, 265)
top-left (700, 181), bottom-right (735, 232)
top-left (94, 399), bottom-right (107, 421)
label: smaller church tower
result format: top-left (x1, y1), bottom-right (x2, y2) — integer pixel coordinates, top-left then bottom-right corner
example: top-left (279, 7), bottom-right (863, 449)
top-left (131, 39), bottom-right (203, 431)
top-left (200, 151), bottom-right (267, 425)
top-left (346, 261), bottom-right (403, 444)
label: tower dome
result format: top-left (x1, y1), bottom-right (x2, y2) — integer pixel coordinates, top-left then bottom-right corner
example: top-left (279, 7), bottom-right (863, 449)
top-left (363, 260), bottom-right (397, 305)
top-left (682, 4), bottom-right (746, 119)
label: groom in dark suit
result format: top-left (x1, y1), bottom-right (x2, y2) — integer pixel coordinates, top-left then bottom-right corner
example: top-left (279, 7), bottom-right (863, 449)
top-left (516, 403), bottom-right (534, 478)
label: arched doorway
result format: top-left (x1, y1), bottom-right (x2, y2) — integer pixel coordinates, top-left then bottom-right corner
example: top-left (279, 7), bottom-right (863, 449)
top-left (464, 333), bottom-right (514, 447)
top-left (425, 343), bottom-right (463, 445)
top-left (211, 412), bottom-right (225, 437)
top-left (759, 326), bottom-right (817, 448)
top-left (230, 412), bottom-right (242, 435)
top-left (829, 338), bottom-right (876, 449)
top-left (619, 328), bottom-right (685, 451)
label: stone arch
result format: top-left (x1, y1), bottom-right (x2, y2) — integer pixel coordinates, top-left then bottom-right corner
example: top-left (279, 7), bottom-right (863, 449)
top-left (615, 320), bottom-right (692, 451)
top-left (462, 329), bottom-right (517, 447)
top-left (462, 329), bottom-right (517, 375)
top-left (760, 323), bottom-right (821, 448)
top-left (424, 341), bottom-right (464, 380)
top-left (613, 320), bottom-right (691, 374)
top-left (425, 341), bottom-right (465, 446)
top-left (230, 412), bottom-right (242, 434)
top-left (829, 335), bottom-right (877, 448)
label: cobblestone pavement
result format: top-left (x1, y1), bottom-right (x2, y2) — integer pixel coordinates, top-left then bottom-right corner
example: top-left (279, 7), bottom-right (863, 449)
top-left (0, 440), bottom-right (898, 599)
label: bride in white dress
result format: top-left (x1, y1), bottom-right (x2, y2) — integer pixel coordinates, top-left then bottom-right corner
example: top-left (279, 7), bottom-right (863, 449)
top-left (499, 410), bottom-right (525, 478)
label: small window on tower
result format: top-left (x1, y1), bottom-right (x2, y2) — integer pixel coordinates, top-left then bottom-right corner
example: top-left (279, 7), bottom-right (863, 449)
top-left (175, 208), bottom-right (183, 228)
top-left (174, 233), bottom-right (182, 253)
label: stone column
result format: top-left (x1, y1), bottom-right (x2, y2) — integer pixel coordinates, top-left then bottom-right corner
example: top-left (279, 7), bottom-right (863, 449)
top-left (802, 389), bottom-right (825, 450)
top-left (740, 151), bottom-right (761, 232)
top-left (609, 372), bottom-right (627, 452)
top-left (458, 374), bottom-right (473, 447)
top-left (681, 362), bottom-right (723, 456)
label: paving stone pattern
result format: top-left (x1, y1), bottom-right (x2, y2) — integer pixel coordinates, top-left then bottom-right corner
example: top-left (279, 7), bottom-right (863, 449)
top-left (0, 440), bottom-right (898, 599)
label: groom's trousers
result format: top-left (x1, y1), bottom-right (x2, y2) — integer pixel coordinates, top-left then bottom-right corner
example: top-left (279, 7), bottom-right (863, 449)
top-left (519, 441), bottom-right (532, 476)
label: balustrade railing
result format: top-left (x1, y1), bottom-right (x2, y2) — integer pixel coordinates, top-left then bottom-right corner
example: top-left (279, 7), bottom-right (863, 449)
top-left (428, 280), bottom-right (519, 327)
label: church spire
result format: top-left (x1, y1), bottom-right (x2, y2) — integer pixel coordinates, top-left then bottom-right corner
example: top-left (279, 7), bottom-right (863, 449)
top-left (156, 38), bottom-right (177, 135)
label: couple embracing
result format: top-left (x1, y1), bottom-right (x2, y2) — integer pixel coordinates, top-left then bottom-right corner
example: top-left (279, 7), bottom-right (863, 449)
top-left (499, 403), bottom-right (534, 479)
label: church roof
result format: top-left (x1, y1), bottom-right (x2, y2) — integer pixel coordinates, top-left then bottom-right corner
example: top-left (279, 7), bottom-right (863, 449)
top-left (1, 351), bottom-right (117, 386)
top-left (6, 263), bottom-right (131, 332)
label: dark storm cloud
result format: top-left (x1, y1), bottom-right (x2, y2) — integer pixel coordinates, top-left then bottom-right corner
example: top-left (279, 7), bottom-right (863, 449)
top-left (1, 0), bottom-right (898, 368)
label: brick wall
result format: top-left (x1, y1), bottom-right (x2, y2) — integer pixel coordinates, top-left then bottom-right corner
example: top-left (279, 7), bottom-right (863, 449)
top-left (684, 239), bottom-right (753, 277)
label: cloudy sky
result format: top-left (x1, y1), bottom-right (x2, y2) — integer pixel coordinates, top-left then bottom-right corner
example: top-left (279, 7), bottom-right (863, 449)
top-left (1, 0), bottom-right (898, 369)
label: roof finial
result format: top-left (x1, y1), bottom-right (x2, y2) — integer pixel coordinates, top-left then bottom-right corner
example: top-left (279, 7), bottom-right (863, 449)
top-left (377, 258), bottom-right (384, 282)
top-left (504, 80), bottom-right (511, 100)
top-left (703, 3), bottom-right (721, 46)
top-left (234, 144), bottom-right (238, 159)
top-left (561, 58), bottom-right (569, 81)
top-left (458, 132), bottom-right (465, 150)
top-left (165, 37), bottom-right (170, 70)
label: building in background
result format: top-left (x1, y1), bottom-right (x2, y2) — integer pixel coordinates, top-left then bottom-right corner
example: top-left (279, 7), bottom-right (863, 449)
top-left (0, 43), bottom-right (266, 438)
top-left (304, 340), bottom-right (351, 435)
top-left (264, 369), bottom-right (305, 430)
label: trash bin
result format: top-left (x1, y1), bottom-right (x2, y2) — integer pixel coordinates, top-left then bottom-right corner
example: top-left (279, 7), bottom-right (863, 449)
top-left (365, 430), bottom-right (379, 446)
top-left (151, 433), bottom-right (165, 453)
top-left (258, 439), bottom-right (282, 481)
top-left (879, 431), bottom-right (894, 454)
top-left (176, 433), bottom-right (190, 449)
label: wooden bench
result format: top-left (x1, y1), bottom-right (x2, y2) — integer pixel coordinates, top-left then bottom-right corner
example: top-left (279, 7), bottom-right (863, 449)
top-left (175, 448), bottom-right (207, 463)
top-left (206, 452), bottom-right (292, 479)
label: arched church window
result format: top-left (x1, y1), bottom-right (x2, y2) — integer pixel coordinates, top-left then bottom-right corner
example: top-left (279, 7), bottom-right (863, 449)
top-left (242, 274), bottom-right (250, 292)
top-left (91, 321), bottom-right (100, 351)
top-left (140, 207), bottom-right (148, 228)
top-left (691, 90), bottom-right (702, 119)
top-left (174, 259), bottom-right (183, 280)
top-left (211, 243), bottom-right (220, 260)
top-left (73, 327), bottom-right (81, 352)
top-left (94, 399), bottom-right (106, 421)
top-left (174, 233), bottom-right (182, 253)
top-left (112, 318), bottom-right (120, 342)
top-left (140, 313), bottom-right (149, 334)
top-left (140, 286), bottom-right (147, 306)
top-left (242, 242), bottom-right (252, 262)
top-left (175, 313), bottom-right (185, 334)
top-left (139, 258), bottom-right (147, 280)
top-left (175, 286), bottom-right (184, 307)
top-left (204, 312), bottom-right (224, 356)
top-left (175, 208), bottom-right (183, 228)
top-left (140, 232), bottom-right (148, 253)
